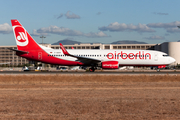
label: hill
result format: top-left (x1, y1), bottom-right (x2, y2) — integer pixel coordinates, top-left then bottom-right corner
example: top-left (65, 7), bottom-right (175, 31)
top-left (52, 39), bottom-right (81, 45)
top-left (111, 40), bottom-right (147, 44)
top-left (52, 40), bottom-right (148, 45)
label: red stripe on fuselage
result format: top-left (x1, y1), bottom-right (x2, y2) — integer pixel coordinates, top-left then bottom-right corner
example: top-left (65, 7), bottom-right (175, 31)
top-left (118, 64), bottom-right (168, 67)
top-left (17, 50), bottom-right (84, 66)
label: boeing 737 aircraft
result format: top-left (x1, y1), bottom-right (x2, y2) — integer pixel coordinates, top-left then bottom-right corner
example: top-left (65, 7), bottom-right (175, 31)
top-left (10, 19), bottom-right (175, 72)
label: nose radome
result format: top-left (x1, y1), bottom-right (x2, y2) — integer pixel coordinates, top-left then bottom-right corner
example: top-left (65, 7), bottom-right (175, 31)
top-left (170, 57), bottom-right (176, 63)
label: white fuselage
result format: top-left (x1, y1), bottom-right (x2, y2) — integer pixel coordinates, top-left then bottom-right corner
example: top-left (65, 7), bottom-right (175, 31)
top-left (42, 45), bottom-right (175, 66)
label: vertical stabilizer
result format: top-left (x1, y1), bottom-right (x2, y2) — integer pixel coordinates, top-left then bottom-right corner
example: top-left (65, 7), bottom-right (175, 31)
top-left (11, 19), bottom-right (41, 51)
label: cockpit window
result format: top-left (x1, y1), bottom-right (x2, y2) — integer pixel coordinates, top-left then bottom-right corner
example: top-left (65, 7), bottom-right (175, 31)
top-left (163, 54), bottom-right (169, 57)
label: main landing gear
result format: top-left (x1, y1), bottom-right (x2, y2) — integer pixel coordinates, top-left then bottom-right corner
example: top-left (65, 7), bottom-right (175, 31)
top-left (89, 67), bottom-right (95, 72)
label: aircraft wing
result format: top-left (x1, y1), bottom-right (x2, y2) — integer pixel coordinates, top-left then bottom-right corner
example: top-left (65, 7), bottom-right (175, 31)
top-left (59, 43), bottom-right (101, 64)
top-left (7, 48), bottom-right (29, 53)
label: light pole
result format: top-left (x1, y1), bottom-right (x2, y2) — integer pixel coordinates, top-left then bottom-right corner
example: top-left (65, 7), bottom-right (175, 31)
top-left (40, 36), bottom-right (46, 44)
top-left (176, 26), bottom-right (180, 67)
top-left (40, 36), bottom-right (46, 70)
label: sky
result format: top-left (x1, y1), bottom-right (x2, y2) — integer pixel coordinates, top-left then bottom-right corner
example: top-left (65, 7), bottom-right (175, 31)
top-left (0, 0), bottom-right (180, 45)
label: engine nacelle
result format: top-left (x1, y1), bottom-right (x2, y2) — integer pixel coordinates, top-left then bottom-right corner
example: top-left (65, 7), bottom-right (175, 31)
top-left (101, 61), bottom-right (119, 69)
top-left (158, 65), bottom-right (166, 69)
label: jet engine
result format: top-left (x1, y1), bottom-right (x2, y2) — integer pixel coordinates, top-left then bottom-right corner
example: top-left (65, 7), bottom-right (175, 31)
top-left (158, 65), bottom-right (166, 69)
top-left (101, 61), bottom-right (119, 69)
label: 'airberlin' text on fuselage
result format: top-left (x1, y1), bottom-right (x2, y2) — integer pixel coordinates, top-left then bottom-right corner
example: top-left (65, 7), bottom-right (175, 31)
top-left (107, 51), bottom-right (151, 60)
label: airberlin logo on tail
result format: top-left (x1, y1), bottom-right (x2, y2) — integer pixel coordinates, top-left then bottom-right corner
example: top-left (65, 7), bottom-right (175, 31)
top-left (14, 26), bottom-right (28, 46)
top-left (17, 32), bottom-right (27, 42)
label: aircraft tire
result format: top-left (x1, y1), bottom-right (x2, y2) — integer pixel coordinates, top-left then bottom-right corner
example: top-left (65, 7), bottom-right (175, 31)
top-left (89, 68), bottom-right (95, 72)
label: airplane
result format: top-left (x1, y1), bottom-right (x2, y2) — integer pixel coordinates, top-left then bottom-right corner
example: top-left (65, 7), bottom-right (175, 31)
top-left (10, 19), bottom-right (176, 72)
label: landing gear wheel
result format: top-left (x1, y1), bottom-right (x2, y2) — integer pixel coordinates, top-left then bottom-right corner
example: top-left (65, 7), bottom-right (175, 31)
top-left (89, 68), bottom-right (95, 72)
top-left (157, 69), bottom-right (160, 72)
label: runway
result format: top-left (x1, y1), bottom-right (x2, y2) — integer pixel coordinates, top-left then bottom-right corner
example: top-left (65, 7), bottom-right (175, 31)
top-left (0, 70), bottom-right (180, 75)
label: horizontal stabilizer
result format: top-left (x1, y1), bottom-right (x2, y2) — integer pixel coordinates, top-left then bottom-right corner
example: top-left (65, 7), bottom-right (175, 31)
top-left (7, 48), bottom-right (29, 53)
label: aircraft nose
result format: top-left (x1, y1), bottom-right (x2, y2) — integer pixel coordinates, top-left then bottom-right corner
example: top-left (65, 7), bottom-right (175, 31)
top-left (170, 57), bottom-right (176, 63)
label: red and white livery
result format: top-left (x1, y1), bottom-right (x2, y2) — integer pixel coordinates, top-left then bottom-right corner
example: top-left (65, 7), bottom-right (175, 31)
top-left (10, 20), bottom-right (176, 72)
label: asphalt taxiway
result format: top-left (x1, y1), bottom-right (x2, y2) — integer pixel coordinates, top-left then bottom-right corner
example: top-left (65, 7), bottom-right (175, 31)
top-left (0, 70), bottom-right (179, 75)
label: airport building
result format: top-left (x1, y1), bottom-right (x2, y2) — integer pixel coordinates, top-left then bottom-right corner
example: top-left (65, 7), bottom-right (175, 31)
top-left (154, 42), bottom-right (180, 65)
top-left (0, 42), bottom-right (179, 66)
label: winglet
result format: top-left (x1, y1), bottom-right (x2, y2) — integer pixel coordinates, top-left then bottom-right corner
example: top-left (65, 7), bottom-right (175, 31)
top-left (59, 43), bottom-right (70, 55)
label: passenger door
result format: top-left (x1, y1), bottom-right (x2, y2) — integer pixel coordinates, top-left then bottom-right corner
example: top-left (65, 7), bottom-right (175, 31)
top-left (154, 53), bottom-right (158, 61)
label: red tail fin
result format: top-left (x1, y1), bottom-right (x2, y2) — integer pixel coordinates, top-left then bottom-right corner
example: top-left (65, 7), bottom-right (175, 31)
top-left (11, 20), bottom-right (41, 51)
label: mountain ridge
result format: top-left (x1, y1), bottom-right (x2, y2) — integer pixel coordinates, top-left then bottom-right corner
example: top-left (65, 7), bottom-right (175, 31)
top-left (52, 40), bottom-right (148, 45)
